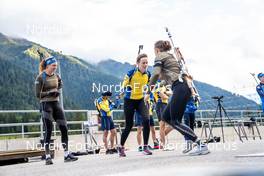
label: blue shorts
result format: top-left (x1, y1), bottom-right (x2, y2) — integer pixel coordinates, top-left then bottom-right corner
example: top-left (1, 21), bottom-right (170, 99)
top-left (155, 102), bottom-right (167, 122)
top-left (101, 116), bottom-right (115, 131)
top-left (134, 111), bottom-right (154, 127)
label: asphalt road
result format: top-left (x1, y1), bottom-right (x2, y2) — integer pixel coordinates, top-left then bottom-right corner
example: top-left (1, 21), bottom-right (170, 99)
top-left (1, 140), bottom-right (263, 176)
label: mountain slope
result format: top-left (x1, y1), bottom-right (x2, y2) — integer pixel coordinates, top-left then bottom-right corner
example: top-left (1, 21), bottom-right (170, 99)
top-left (0, 33), bottom-right (120, 110)
top-left (0, 32), bottom-right (259, 110)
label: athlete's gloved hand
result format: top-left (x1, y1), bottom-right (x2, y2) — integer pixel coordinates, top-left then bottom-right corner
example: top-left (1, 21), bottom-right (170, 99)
top-left (48, 90), bottom-right (60, 97)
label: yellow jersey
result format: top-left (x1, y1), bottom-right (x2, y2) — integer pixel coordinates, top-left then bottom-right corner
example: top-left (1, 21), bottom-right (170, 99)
top-left (122, 68), bottom-right (151, 100)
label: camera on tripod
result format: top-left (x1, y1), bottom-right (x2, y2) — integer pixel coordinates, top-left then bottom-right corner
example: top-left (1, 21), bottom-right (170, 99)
top-left (211, 96), bottom-right (224, 100)
top-left (207, 95), bottom-right (242, 143)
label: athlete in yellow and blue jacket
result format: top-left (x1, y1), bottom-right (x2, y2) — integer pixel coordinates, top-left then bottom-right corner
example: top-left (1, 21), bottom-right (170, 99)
top-left (119, 53), bottom-right (152, 157)
top-left (96, 91), bottom-right (117, 154)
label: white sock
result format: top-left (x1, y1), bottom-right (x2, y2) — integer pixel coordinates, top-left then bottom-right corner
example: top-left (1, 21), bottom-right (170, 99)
top-left (46, 154), bottom-right (51, 159)
top-left (64, 151), bottom-right (70, 157)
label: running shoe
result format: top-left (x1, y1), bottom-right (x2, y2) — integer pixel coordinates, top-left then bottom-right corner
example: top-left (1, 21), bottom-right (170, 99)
top-left (148, 145), bottom-right (154, 150)
top-left (143, 146), bottom-right (153, 155)
top-left (45, 157), bottom-right (53, 165)
top-left (153, 141), bottom-right (160, 149)
top-left (163, 144), bottom-right (175, 151)
top-left (64, 153), bottom-right (78, 162)
top-left (182, 141), bottom-right (193, 154)
top-left (118, 146), bottom-right (126, 157)
top-left (106, 149), bottom-right (113, 154)
top-left (188, 144), bottom-right (210, 156)
top-left (111, 148), bottom-right (118, 153)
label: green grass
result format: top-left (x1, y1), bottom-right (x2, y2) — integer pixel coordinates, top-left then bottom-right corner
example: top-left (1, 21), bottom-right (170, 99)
top-left (0, 135), bottom-right (21, 140)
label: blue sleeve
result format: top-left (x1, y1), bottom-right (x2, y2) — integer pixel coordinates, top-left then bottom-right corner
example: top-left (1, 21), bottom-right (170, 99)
top-left (185, 100), bottom-right (197, 113)
top-left (108, 100), bottom-right (114, 110)
top-left (256, 85), bottom-right (264, 97)
top-left (147, 71), bottom-right (151, 82)
top-left (110, 104), bottom-right (114, 111)
top-left (114, 99), bottom-right (120, 108)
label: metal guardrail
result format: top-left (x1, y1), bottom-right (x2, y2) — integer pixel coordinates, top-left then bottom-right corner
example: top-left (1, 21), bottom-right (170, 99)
top-left (0, 121), bottom-right (86, 138)
top-left (0, 110), bottom-right (98, 138)
top-left (0, 109), bottom-right (263, 139)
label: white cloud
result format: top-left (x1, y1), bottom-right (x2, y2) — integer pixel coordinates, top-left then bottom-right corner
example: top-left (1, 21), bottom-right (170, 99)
top-left (0, 0), bottom-right (263, 102)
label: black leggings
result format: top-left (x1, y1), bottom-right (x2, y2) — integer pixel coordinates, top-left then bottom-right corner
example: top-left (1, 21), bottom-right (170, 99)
top-left (41, 101), bottom-right (68, 154)
top-left (120, 98), bottom-right (150, 146)
top-left (183, 113), bottom-right (195, 140)
top-left (162, 80), bottom-right (198, 142)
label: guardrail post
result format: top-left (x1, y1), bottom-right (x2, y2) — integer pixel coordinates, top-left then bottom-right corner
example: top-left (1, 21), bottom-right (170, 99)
top-left (21, 124), bottom-right (25, 138)
top-left (87, 111), bottom-right (89, 121)
top-left (81, 123), bottom-right (84, 136)
top-left (200, 111), bottom-right (203, 121)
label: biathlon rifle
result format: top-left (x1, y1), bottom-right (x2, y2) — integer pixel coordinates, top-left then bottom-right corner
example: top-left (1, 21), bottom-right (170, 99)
top-left (165, 27), bottom-right (200, 102)
top-left (250, 72), bottom-right (259, 85)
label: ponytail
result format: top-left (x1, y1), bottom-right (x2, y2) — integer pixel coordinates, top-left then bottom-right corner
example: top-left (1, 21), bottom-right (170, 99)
top-left (39, 59), bottom-right (45, 73)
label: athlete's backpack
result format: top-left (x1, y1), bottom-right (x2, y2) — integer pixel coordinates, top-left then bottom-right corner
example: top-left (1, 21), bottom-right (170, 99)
top-left (127, 67), bottom-right (151, 83)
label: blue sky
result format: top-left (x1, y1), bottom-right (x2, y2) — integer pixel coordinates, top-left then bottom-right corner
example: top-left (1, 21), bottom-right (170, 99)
top-left (0, 0), bottom-right (263, 102)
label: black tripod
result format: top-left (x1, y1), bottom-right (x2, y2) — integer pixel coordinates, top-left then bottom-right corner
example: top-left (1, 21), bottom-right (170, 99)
top-left (208, 96), bottom-right (242, 143)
